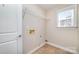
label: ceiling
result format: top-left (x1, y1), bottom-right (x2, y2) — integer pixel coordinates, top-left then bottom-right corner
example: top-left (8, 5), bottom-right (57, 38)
top-left (37, 4), bottom-right (72, 11)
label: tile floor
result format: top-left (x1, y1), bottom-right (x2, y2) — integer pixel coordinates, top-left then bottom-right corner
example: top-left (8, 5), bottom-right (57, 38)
top-left (33, 44), bottom-right (72, 54)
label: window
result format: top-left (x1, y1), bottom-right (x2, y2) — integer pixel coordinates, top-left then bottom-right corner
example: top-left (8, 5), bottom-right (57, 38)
top-left (57, 5), bottom-right (77, 27)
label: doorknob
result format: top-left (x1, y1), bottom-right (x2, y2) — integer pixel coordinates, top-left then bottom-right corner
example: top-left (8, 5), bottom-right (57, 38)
top-left (18, 35), bottom-right (22, 37)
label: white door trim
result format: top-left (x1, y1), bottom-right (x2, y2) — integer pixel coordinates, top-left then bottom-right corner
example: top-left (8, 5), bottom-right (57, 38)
top-left (17, 5), bottom-right (23, 54)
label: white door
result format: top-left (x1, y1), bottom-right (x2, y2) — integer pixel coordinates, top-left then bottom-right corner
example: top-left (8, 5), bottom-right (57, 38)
top-left (0, 4), bottom-right (22, 54)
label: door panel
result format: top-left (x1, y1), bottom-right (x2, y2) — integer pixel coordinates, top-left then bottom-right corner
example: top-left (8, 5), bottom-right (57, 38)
top-left (0, 5), bottom-right (17, 33)
top-left (0, 4), bottom-right (22, 54)
top-left (0, 33), bottom-right (17, 43)
top-left (0, 40), bottom-right (17, 54)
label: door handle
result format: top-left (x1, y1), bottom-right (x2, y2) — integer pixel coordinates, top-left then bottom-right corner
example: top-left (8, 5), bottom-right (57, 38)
top-left (18, 35), bottom-right (22, 37)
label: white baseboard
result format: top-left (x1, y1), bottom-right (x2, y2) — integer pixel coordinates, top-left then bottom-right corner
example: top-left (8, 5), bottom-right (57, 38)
top-left (27, 42), bottom-right (46, 54)
top-left (27, 42), bottom-right (78, 54)
top-left (46, 42), bottom-right (78, 54)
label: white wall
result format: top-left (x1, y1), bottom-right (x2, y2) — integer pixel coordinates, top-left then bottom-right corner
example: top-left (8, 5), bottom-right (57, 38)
top-left (23, 5), bottom-right (45, 53)
top-left (46, 5), bottom-right (78, 51)
top-left (22, 4), bottom-right (78, 53)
